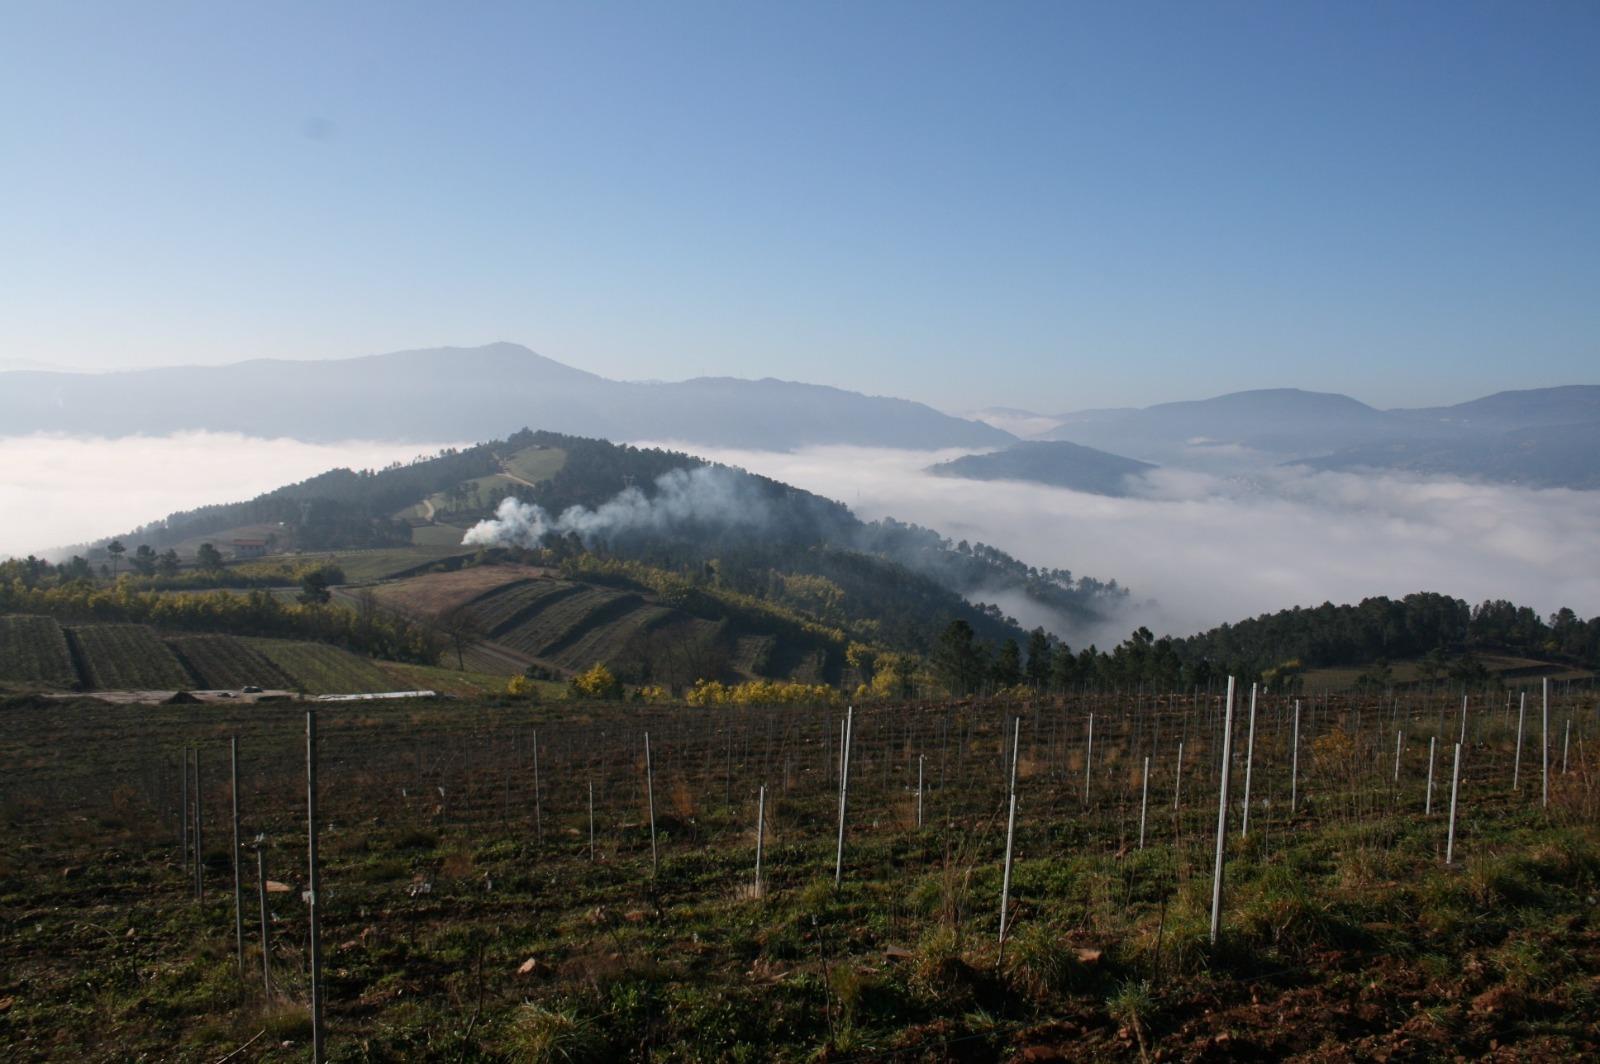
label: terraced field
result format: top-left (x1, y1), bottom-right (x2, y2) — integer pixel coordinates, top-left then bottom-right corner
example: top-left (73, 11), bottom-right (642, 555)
top-left (371, 567), bottom-right (788, 681)
top-left (0, 615), bottom-right (78, 688)
top-left (488, 585), bottom-right (638, 657)
top-left (67, 624), bottom-right (193, 689)
top-left (368, 565), bottom-right (547, 617)
top-left (165, 634), bottom-right (296, 690)
top-left (242, 638), bottom-right (398, 694)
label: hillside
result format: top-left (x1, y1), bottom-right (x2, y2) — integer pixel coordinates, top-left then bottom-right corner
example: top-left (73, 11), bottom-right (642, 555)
top-left (73, 428), bottom-right (1127, 656)
top-left (364, 563), bottom-right (835, 685)
top-left (0, 614), bottom-right (411, 695)
top-left (0, 342), bottom-right (1013, 451)
top-left (1038, 388), bottom-right (1418, 461)
top-left (926, 440), bottom-right (1157, 496)
top-left (1393, 385), bottom-right (1600, 431)
top-left (1032, 385), bottom-right (1600, 488)
top-left (1295, 420), bottom-right (1600, 489)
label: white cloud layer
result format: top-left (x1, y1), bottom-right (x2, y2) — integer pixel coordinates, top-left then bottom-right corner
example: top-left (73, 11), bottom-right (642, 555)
top-left (641, 442), bottom-right (1600, 641)
top-left (5, 433), bottom-right (1595, 644)
top-left (0, 433), bottom-right (464, 558)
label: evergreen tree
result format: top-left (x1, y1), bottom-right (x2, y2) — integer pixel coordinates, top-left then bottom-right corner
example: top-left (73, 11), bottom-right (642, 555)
top-left (1025, 627), bottom-right (1052, 688)
top-left (993, 637), bottom-right (1022, 688)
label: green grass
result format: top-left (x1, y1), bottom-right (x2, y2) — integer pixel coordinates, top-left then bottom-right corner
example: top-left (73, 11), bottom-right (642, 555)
top-left (410, 523), bottom-right (473, 547)
top-left (1301, 652), bottom-right (1593, 691)
top-left (502, 444), bottom-right (567, 485)
top-left (242, 637), bottom-right (398, 693)
top-left (0, 614), bottom-right (77, 688)
top-left (373, 660), bottom-right (545, 697)
top-left (306, 546), bottom-right (473, 584)
top-left (67, 624), bottom-right (193, 689)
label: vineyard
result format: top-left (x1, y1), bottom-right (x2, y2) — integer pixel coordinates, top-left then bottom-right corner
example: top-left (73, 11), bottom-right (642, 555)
top-left (67, 623), bottom-right (194, 690)
top-left (243, 639), bottom-right (400, 695)
top-left (375, 571), bottom-right (728, 681)
top-left (2, 681), bottom-right (1597, 1061)
top-left (0, 616), bottom-right (415, 697)
top-left (0, 614), bottom-right (77, 687)
top-left (168, 635), bottom-right (297, 691)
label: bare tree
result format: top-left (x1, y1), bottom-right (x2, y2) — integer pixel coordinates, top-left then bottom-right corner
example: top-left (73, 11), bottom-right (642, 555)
top-left (432, 605), bottom-right (487, 671)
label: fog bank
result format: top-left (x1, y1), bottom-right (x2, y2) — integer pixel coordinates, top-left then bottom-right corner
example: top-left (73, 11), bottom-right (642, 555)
top-left (642, 442), bottom-right (1600, 642)
top-left (0, 432), bottom-right (464, 558)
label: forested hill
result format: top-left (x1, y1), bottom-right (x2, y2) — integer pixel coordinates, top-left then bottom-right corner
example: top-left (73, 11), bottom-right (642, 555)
top-left (1174, 592), bottom-right (1600, 678)
top-left (82, 429), bottom-right (1127, 653)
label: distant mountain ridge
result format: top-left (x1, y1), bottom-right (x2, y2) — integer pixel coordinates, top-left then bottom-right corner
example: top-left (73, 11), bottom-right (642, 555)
top-left (0, 342), bottom-right (1013, 452)
top-left (1035, 388), bottom-right (1420, 460)
top-left (1024, 385), bottom-right (1600, 488)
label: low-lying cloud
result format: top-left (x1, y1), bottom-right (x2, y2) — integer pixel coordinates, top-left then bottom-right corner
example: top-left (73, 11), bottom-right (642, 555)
top-left (7, 431), bottom-right (1594, 647)
top-left (0, 432), bottom-right (465, 559)
top-left (639, 441), bottom-right (1600, 643)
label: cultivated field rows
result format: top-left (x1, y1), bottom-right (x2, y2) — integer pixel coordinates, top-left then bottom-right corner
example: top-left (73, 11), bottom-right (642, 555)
top-left (3, 683), bottom-right (1597, 1060)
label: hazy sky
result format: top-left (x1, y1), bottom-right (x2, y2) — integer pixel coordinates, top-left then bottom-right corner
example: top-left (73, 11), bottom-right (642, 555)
top-left (3, 3), bottom-right (1596, 411)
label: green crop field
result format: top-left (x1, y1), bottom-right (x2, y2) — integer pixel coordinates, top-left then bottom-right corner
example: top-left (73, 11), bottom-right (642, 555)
top-left (165, 634), bottom-right (296, 690)
top-left (501, 443), bottom-right (566, 484)
top-left (67, 624), bottom-right (194, 690)
top-left (0, 615), bottom-right (78, 688)
top-left (409, 522), bottom-right (472, 547)
top-left (487, 586), bottom-right (639, 657)
top-left (308, 546), bottom-right (473, 584)
top-left (243, 638), bottom-right (399, 694)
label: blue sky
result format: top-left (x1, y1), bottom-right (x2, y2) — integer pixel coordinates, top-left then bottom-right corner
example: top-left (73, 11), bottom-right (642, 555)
top-left (2, 2), bottom-right (1596, 412)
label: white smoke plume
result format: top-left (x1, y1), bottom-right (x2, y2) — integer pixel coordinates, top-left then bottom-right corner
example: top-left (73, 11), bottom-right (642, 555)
top-left (462, 465), bottom-right (771, 548)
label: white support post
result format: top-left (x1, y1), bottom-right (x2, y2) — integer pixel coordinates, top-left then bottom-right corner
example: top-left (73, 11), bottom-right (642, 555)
top-left (1446, 741), bottom-right (1462, 865)
top-left (306, 710), bottom-right (324, 1064)
top-left (1425, 736), bottom-right (1436, 815)
top-left (1563, 718), bottom-right (1571, 776)
top-left (1543, 678), bottom-right (1550, 809)
top-left (1290, 699), bottom-right (1300, 815)
top-left (180, 747), bottom-right (189, 871)
top-left (998, 717), bottom-right (1021, 958)
top-left (916, 754), bottom-right (924, 830)
top-left (754, 784), bottom-right (766, 896)
top-left (1139, 755), bottom-right (1150, 851)
top-left (1241, 683), bottom-right (1257, 837)
top-left (1084, 712), bottom-right (1094, 805)
top-left (1514, 692), bottom-right (1525, 791)
top-left (1459, 694), bottom-right (1468, 747)
top-left (1174, 741), bottom-right (1184, 811)
top-left (1393, 730), bottom-right (1403, 785)
top-left (644, 732), bottom-right (658, 880)
top-left (194, 746), bottom-right (204, 902)
top-left (257, 847), bottom-right (271, 997)
top-left (230, 736), bottom-right (243, 976)
top-left (834, 706), bottom-right (854, 888)
top-left (1210, 676), bottom-right (1237, 945)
